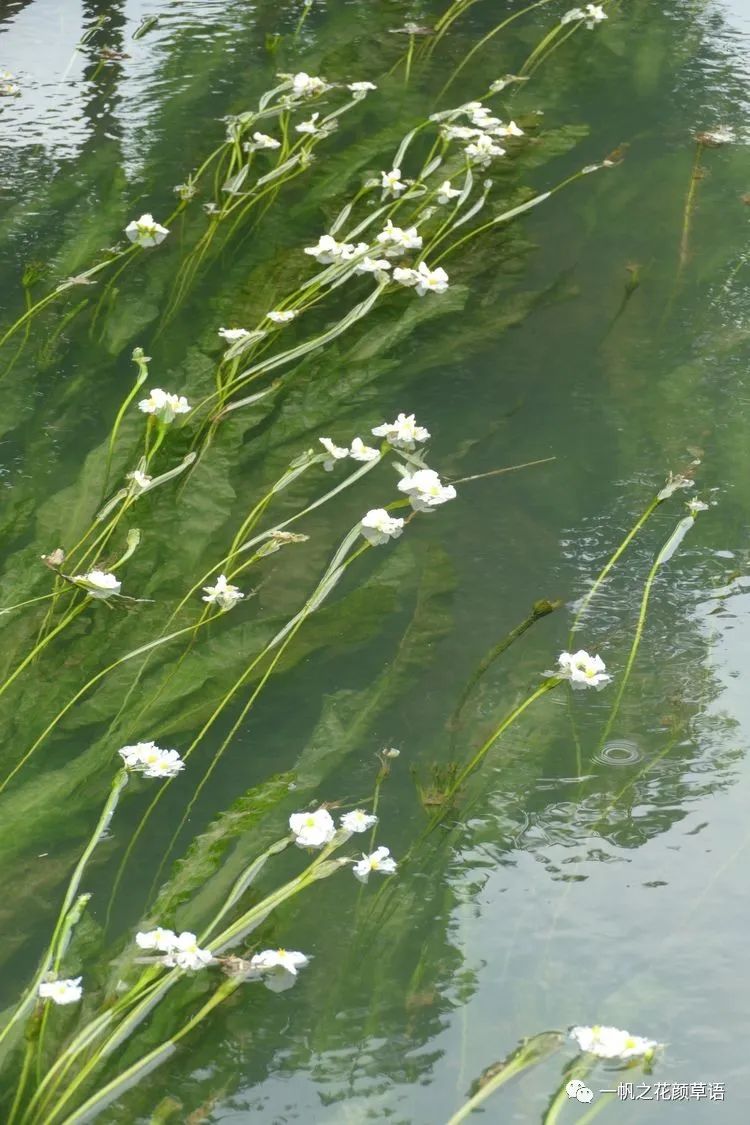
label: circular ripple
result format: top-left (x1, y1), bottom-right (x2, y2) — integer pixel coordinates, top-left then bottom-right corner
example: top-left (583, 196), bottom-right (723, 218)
top-left (593, 739), bottom-right (642, 767)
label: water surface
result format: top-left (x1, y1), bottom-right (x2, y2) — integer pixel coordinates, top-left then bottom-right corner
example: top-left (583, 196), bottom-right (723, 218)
top-left (1, 0), bottom-right (750, 1120)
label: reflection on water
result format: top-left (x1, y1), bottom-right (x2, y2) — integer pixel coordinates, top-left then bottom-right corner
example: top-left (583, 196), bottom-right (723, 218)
top-left (1, 0), bottom-right (750, 1119)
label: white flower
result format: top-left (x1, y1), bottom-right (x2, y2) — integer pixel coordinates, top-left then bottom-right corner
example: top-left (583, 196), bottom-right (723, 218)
top-left (555, 650), bottom-right (611, 690)
top-left (372, 413), bottom-right (430, 449)
top-left (348, 81), bottom-right (377, 93)
top-left (354, 256), bottom-right (392, 276)
top-left (339, 241), bottom-right (368, 261)
top-left (136, 927), bottom-right (178, 952)
top-left (267, 309), bottom-right (297, 323)
top-left (352, 845), bottom-right (397, 883)
top-left (127, 469), bottom-right (153, 495)
top-left (495, 120), bottom-right (524, 138)
top-left (202, 574), bottom-right (244, 611)
top-left (570, 1026), bottom-right (657, 1060)
top-left (72, 569), bottom-right (121, 599)
top-left (304, 234), bottom-right (347, 264)
top-left (657, 472), bottom-right (694, 500)
top-left (119, 741), bottom-right (185, 778)
top-left (436, 180), bottom-right (461, 204)
top-left (125, 213), bottom-right (169, 247)
top-left (341, 809), bottom-right (378, 833)
top-left (295, 113), bottom-right (320, 135)
top-left (442, 124), bottom-right (482, 141)
top-left (246, 131), bottom-right (280, 150)
top-left (250, 948), bottom-right (309, 974)
top-left (698, 125), bottom-right (735, 145)
top-left (465, 133), bottom-right (506, 167)
top-left (250, 949), bottom-right (309, 991)
top-left (562, 3), bottom-right (607, 26)
top-left (583, 3), bottom-right (607, 27)
top-left (393, 267), bottom-right (418, 287)
top-left (164, 932), bottom-right (213, 971)
top-left (468, 104), bottom-right (502, 129)
top-left (142, 748), bottom-right (185, 779)
top-left (376, 219), bottom-right (422, 255)
top-left (360, 509), bottom-right (405, 546)
top-left (687, 498), bottom-right (709, 515)
top-left (218, 327), bottom-right (251, 342)
top-left (319, 436), bottom-right (349, 470)
top-left (38, 977), bottom-right (83, 1005)
top-left (414, 261), bottom-right (449, 296)
top-left (138, 388), bottom-right (190, 425)
top-left (118, 740), bottom-right (158, 767)
top-left (349, 437), bottom-right (379, 462)
top-left (291, 72), bottom-right (327, 97)
top-left (289, 808), bottom-right (336, 847)
top-left (381, 168), bottom-right (407, 197)
top-left (397, 468), bottom-right (456, 512)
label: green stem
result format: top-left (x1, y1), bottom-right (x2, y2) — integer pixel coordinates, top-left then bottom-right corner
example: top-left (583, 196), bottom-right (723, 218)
top-left (598, 514), bottom-right (697, 747)
top-left (568, 493), bottom-right (662, 646)
top-left (447, 1031), bottom-right (563, 1125)
top-left (450, 599), bottom-right (562, 737)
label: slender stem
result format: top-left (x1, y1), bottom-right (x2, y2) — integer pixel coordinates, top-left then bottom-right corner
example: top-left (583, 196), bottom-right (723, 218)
top-left (598, 514), bottom-right (696, 747)
top-left (679, 140), bottom-right (704, 274)
top-left (0, 773), bottom-right (127, 1063)
top-left (568, 494), bottom-right (662, 647)
top-left (437, 678), bottom-right (560, 816)
top-left (437, 0), bottom-right (556, 100)
top-left (450, 599), bottom-right (561, 737)
top-left (543, 1058), bottom-right (594, 1125)
top-left (447, 1032), bottom-right (563, 1125)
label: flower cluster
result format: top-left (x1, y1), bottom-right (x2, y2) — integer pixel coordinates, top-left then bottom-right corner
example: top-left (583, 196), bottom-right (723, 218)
top-left (304, 234), bottom-right (367, 265)
top-left (71, 569), bottom-right (121, 600)
top-left (289, 71), bottom-right (329, 98)
top-left (393, 261), bottom-right (450, 296)
top-left (372, 412), bottom-right (430, 449)
top-left (125, 213), bottom-right (169, 247)
top-left (440, 100), bottom-right (524, 168)
top-left (289, 807), bottom-right (397, 882)
top-left (136, 928), bottom-right (213, 971)
top-left (138, 388), bottom-right (191, 425)
top-left (376, 220), bottom-right (422, 255)
top-left (570, 1025), bottom-right (658, 1060)
top-left (397, 468), bottom-right (456, 512)
top-left (38, 977), bottom-right (83, 1005)
top-left (552, 650), bottom-right (611, 690)
top-left (304, 220), bottom-right (447, 296)
top-left (318, 435), bottom-right (379, 470)
top-left (561, 4), bottom-right (607, 28)
top-left (202, 574), bottom-right (244, 611)
top-left (118, 741), bottom-right (185, 778)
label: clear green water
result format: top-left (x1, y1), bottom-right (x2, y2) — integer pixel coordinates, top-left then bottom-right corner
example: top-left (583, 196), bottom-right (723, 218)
top-left (1, 0), bottom-right (750, 1120)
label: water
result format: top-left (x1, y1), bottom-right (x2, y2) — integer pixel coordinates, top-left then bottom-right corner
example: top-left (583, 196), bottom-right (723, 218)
top-left (0, 0), bottom-right (749, 1120)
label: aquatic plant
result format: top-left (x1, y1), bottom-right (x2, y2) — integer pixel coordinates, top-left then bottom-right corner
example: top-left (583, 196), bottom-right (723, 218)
top-left (0, 0), bottom-right (692, 1119)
